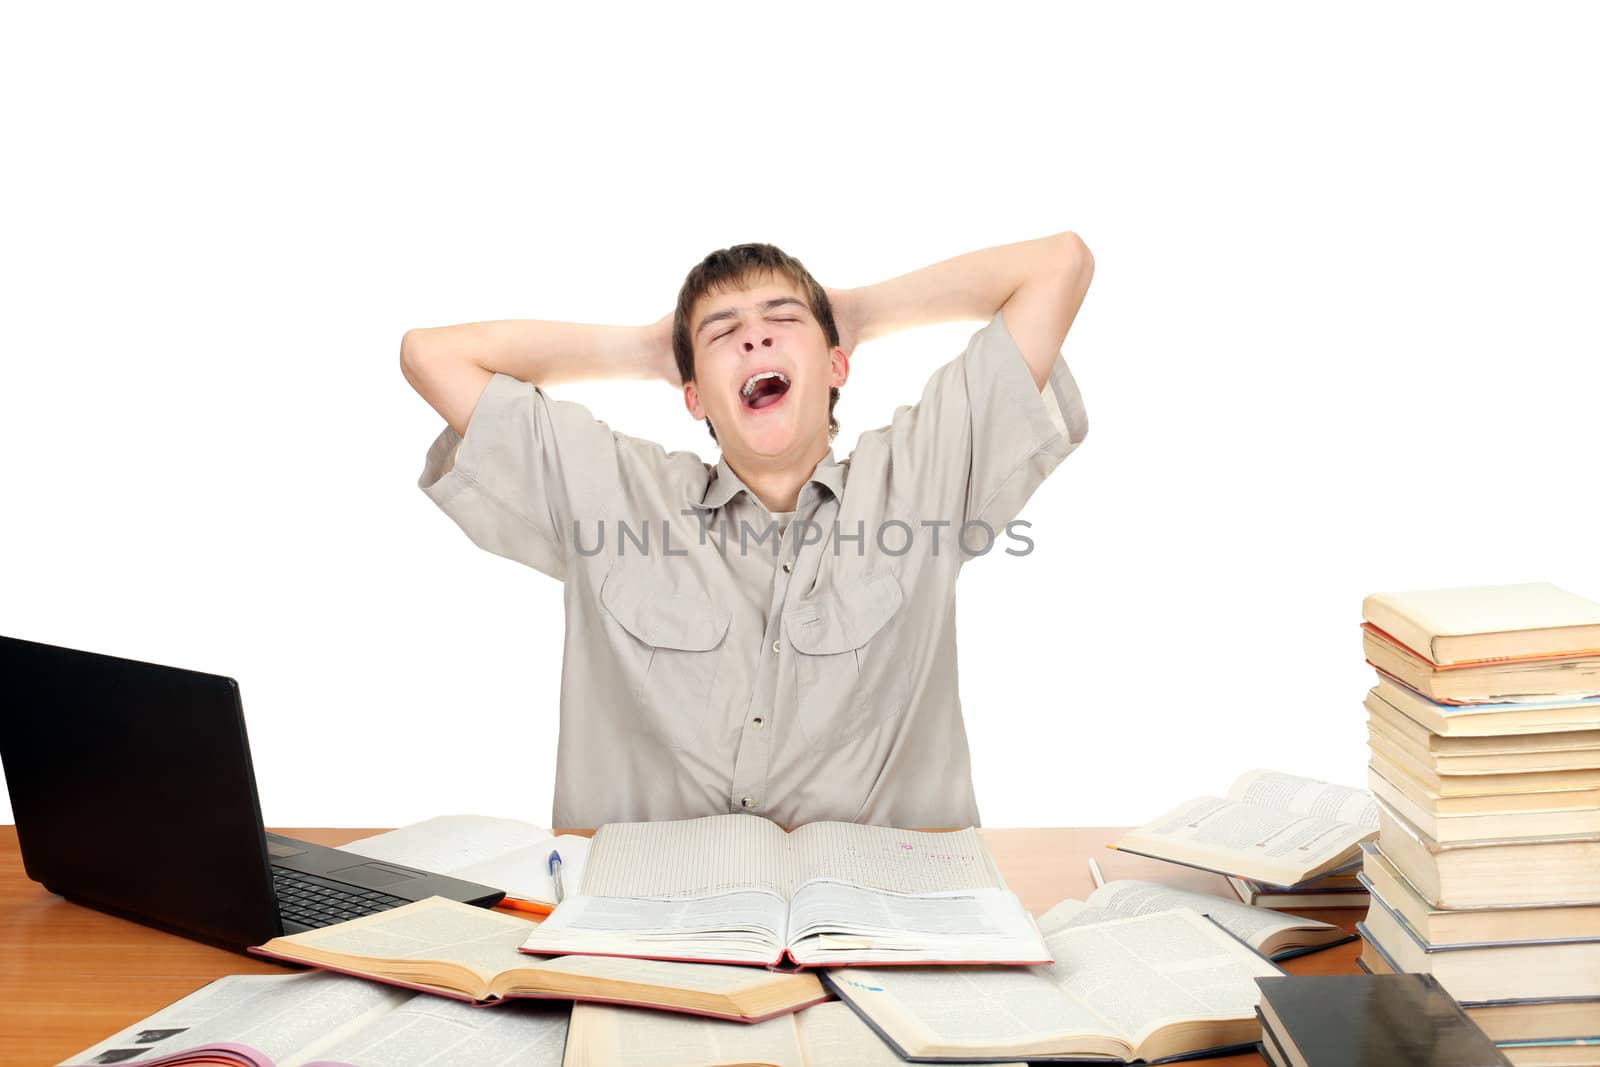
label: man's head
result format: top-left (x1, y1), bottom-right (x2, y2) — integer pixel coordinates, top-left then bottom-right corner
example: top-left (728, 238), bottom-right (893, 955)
top-left (673, 243), bottom-right (846, 464)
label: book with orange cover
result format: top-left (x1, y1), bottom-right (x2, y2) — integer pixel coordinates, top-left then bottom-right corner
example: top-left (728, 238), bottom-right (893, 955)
top-left (250, 896), bottom-right (828, 1022)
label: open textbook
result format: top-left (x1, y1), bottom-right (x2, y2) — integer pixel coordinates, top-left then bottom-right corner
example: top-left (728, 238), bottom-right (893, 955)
top-left (58, 971), bottom-right (568, 1067)
top-left (1071, 879), bottom-right (1353, 960)
top-left (251, 896), bottom-right (826, 1022)
top-left (561, 1001), bottom-right (1024, 1067)
top-left (343, 815), bottom-right (590, 910)
top-left (1112, 770), bottom-right (1379, 888)
top-left (519, 814), bottom-right (1049, 969)
top-left (822, 906), bottom-right (1284, 1063)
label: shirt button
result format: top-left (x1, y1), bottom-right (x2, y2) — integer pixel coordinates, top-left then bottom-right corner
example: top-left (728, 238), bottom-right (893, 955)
top-left (740, 796), bottom-right (755, 808)
top-left (772, 640), bottom-right (781, 654)
top-left (782, 561), bottom-right (793, 573)
top-left (752, 717), bottom-right (764, 728)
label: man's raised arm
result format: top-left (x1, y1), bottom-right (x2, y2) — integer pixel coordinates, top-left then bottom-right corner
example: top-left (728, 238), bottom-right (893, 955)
top-left (837, 230), bottom-right (1093, 390)
top-left (399, 315), bottom-right (677, 437)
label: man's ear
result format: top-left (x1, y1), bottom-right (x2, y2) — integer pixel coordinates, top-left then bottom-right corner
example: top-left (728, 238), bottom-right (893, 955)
top-left (829, 346), bottom-right (850, 389)
top-left (684, 380), bottom-right (704, 420)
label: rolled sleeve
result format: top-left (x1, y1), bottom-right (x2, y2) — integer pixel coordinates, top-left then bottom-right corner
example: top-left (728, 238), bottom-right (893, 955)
top-left (886, 310), bottom-right (1089, 540)
top-left (417, 372), bottom-right (620, 582)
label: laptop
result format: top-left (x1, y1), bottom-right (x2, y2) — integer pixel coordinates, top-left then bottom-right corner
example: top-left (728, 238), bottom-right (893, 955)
top-left (0, 634), bottom-right (506, 953)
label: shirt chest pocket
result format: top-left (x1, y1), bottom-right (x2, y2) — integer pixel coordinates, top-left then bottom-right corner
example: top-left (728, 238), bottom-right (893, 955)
top-left (600, 569), bottom-right (732, 751)
top-left (783, 570), bottom-right (910, 752)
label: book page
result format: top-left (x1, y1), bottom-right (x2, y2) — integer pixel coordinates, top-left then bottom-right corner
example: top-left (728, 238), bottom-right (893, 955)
top-left (449, 835), bottom-right (591, 904)
top-left (579, 814), bottom-right (787, 897)
top-left (793, 1001), bottom-right (1024, 1067)
top-left (343, 817), bottom-right (590, 904)
top-left (1228, 769), bottom-right (1378, 829)
top-left (566, 1002), bottom-right (804, 1066)
top-left (790, 883), bottom-right (1016, 937)
top-left (787, 883), bottom-right (1044, 962)
top-left (1120, 796), bottom-right (1374, 886)
top-left (1080, 880), bottom-right (1333, 952)
top-left (825, 967), bottom-right (1123, 1057)
top-left (308, 996), bottom-right (566, 1066)
top-left (59, 973), bottom-right (406, 1067)
top-left (1034, 897), bottom-right (1127, 935)
top-left (521, 890), bottom-right (788, 963)
top-left (271, 897), bottom-right (537, 983)
top-left (522, 952), bottom-right (812, 995)
top-left (786, 824), bottom-right (1005, 895)
top-left (343, 815), bottom-right (553, 872)
top-left (1039, 909), bottom-right (1280, 1053)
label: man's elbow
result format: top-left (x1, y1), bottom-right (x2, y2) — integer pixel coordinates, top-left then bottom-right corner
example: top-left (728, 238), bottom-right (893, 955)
top-left (399, 328), bottom-right (433, 384)
top-left (1052, 231), bottom-right (1093, 277)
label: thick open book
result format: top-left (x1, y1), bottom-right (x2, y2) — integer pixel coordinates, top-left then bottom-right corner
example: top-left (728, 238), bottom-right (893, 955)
top-left (343, 814), bottom-right (590, 910)
top-left (518, 813), bottom-right (1049, 969)
top-left (821, 906), bottom-right (1284, 1063)
top-left (1112, 770), bottom-right (1378, 888)
top-left (250, 896), bottom-right (826, 1022)
top-left (58, 971), bottom-right (568, 1067)
top-left (562, 1000), bottom-right (1023, 1067)
top-left (1072, 879), bottom-right (1353, 960)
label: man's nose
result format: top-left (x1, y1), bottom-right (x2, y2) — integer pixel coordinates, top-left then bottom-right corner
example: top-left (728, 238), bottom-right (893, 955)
top-left (741, 327), bottom-right (774, 350)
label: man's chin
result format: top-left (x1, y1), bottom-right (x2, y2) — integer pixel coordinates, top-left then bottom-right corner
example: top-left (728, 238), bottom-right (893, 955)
top-left (726, 421), bottom-right (796, 458)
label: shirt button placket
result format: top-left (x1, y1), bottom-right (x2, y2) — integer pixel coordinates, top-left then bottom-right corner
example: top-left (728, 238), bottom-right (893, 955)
top-left (729, 499), bottom-right (809, 817)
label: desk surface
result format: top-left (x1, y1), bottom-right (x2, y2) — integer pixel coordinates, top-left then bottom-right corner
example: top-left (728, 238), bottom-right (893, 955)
top-left (1, 825), bottom-right (1362, 1066)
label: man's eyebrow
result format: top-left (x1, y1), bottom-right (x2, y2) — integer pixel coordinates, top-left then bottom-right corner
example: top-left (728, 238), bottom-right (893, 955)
top-left (696, 297), bottom-right (809, 338)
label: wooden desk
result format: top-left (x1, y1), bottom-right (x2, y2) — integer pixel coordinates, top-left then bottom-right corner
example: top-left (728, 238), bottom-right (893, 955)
top-left (0, 826), bottom-right (1362, 1066)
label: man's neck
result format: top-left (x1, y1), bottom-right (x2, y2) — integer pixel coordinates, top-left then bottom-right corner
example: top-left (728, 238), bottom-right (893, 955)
top-left (725, 441), bottom-right (828, 514)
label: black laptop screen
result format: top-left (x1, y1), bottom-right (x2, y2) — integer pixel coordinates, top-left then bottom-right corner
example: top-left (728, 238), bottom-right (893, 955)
top-left (0, 635), bottom-right (282, 949)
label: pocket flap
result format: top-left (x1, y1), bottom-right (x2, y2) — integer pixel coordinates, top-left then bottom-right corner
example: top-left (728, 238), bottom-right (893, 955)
top-left (784, 571), bottom-right (904, 655)
top-left (601, 570), bottom-right (731, 651)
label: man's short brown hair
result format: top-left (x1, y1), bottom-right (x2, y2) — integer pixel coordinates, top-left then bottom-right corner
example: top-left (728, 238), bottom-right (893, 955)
top-left (672, 242), bottom-right (841, 444)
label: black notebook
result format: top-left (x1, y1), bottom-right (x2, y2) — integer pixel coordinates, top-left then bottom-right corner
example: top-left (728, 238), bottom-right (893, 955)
top-left (1255, 973), bottom-right (1511, 1067)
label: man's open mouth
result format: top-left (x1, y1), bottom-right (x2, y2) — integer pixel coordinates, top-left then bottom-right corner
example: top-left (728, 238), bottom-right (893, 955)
top-left (740, 370), bottom-right (791, 411)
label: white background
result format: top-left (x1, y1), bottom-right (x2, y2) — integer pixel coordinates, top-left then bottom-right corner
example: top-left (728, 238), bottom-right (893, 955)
top-left (3, 2), bottom-right (1597, 828)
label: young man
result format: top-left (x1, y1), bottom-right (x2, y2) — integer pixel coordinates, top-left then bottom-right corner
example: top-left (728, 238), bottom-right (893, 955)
top-left (401, 231), bottom-right (1092, 829)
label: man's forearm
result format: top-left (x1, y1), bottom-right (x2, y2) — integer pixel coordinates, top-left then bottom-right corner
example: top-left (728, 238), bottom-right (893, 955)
top-left (401, 317), bottom-right (668, 387)
top-left (844, 231), bottom-right (1088, 345)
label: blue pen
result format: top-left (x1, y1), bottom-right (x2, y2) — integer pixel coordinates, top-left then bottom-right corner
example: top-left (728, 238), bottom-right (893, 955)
top-left (547, 849), bottom-right (565, 904)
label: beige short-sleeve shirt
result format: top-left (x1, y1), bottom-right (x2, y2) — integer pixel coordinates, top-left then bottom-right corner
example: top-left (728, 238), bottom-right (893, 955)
top-left (418, 311), bottom-right (1088, 828)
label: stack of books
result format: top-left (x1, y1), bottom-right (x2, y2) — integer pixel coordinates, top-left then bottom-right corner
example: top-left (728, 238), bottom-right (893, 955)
top-left (1355, 582), bottom-right (1600, 1067)
top-left (1255, 973), bottom-right (1511, 1067)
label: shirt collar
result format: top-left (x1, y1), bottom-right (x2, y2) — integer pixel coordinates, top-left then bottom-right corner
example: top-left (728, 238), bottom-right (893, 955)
top-left (688, 448), bottom-right (846, 513)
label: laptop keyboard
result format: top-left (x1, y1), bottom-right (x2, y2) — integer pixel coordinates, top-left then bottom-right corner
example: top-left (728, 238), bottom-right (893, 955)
top-left (271, 866), bottom-right (411, 928)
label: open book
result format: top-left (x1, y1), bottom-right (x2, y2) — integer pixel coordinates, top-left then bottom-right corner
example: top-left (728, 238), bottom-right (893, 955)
top-left (518, 813), bottom-right (1049, 969)
top-left (342, 814), bottom-right (590, 911)
top-left (58, 971), bottom-right (568, 1067)
top-left (562, 1001), bottom-right (1023, 1067)
top-left (1112, 770), bottom-right (1379, 888)
top-left (822, 906), bottom-right (1284, 1063)
top-left (250, 896), bottom-right (826, 1022)
top-left (1073, 879), bottom-right (1353, 960)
